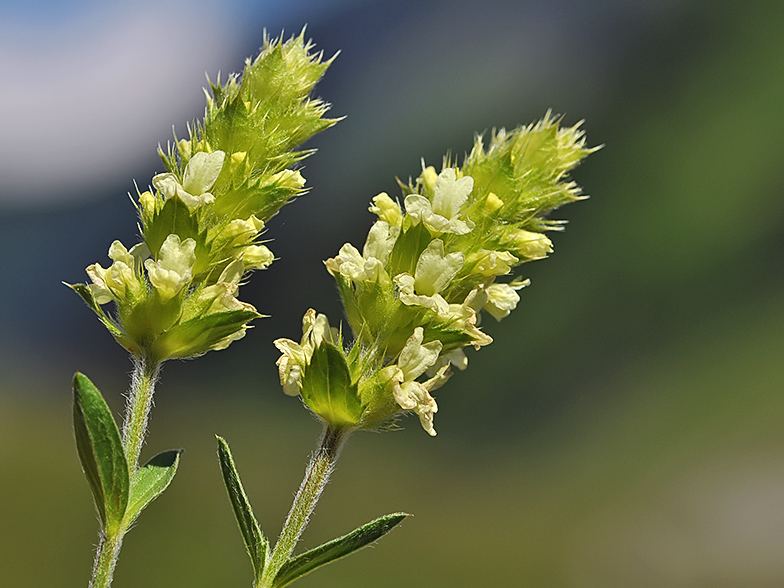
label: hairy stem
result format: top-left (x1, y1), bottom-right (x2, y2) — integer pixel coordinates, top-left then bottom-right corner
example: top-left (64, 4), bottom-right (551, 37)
top-left (88, 355), bottom-right (162, 588)
top-left (260, 425), bottom-right (350, 587)
top-left (122, 355), bottom-right (162, 473)
top-left (89, 532), bottom-right (123, 588)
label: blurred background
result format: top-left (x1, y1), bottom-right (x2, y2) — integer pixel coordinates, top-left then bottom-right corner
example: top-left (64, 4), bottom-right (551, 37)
top-left (1, 0), bottom-right (783, 585)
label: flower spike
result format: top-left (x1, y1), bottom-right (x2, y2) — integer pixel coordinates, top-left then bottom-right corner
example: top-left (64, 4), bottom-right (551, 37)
top-left (280, 114), bottom-right (594, 435)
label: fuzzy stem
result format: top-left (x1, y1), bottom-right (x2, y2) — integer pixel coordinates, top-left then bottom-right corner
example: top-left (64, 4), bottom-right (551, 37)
top-left (89, 532), bottom-right (123, 588)
top-left (260, 424), bottom-right (350, 588)
top-left (88, 355), bottom-right (161, 588)
top-left (122, 355), bottom-right (161, 473)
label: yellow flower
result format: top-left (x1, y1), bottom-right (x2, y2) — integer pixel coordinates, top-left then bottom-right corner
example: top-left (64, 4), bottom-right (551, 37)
top-left (274, 309), bottom-right (338, 396)
top-left (394, 239), bottom-right (464, 315)
top-left (484, 278), bottom-right (529, 320)
top-left (144, 234), bottom-right (197, 302)
top-left (325, 243), bottom-right (385, 283)
top-left (389, 327), bottom-right (449, 436)
top-left (405, 168), bottom-right (475, 235)
top-left (369, 193), bottom-right (403, 227)
top-left (152, 150), bottom-right (226, 210)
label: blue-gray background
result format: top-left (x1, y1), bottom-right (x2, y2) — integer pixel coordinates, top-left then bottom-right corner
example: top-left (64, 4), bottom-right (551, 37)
top-left (1, 0), bottom-right (783, 586)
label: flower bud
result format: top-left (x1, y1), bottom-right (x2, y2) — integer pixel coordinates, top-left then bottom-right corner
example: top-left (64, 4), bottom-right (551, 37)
top-left (484, 192), bottom-right (504, 212)
top-left (369, 193), bottom-right (402, 227)
top-left (420, 165), bottom-right (438, 195)
top-left (269, 169), bottom-right (305, 189)
top-left (138, 190), bottom-right (157, 216)
top-left (243, 245), bottom-right (274, 270)
top-left (177, 138), bottom-right (192, 161)
top-left (512, 229), bottom-right (553, 260)
top-left (229, 151), bottom-right (247, 172)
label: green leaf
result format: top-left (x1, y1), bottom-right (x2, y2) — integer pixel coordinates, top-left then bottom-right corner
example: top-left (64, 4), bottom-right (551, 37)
top-left (72, 372), bottom-right (129, 534)
top-left (66, 283), bottom-right (135, 350)
top-left (150, 308), bottom-right (261, 360)
top-left (205, 31), bottom-right (338, 185)
top-left (217, 436), bottom-right (267, 581)
top-left (211, 178), bottom-right (302, 222)
top-left (273, 513), bottom-right (409, 588)
top-left (300, 341), bottom-right (363, 427)
top-left (143, 196), bottom-right (200, 258)
top-left (388, 222), bottom-right (432, 278)
top-left (125, 449), bottom-right (182, 525)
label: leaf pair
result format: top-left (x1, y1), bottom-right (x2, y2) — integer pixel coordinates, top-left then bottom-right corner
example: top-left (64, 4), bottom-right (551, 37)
top-left (72, 373), bottom-right (180, 536)
top-left (217, 436), bottom-right (407, 587)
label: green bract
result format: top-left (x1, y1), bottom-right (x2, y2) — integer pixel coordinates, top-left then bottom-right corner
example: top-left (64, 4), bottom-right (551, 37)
top-left (69, 32), bottom-right (338, 362)
top-left (276, 113), bottom-right (596, 435)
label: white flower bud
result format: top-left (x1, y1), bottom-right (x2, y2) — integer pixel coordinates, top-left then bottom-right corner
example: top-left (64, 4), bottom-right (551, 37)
top-left (420, 165), bottom-right (438, 195)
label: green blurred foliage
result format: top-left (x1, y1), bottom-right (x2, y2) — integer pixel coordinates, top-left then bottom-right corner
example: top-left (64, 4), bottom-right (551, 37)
top-left (2, 0), bottom-right (784, 586)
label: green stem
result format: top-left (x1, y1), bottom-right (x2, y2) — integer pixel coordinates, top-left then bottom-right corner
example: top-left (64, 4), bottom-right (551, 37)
top-left (88, 355), bottom-right (161, 588)
top-left (122, 355), bottom-right (161, 473)
top-left (89, 532), bottom-right (123, 588)
top-left (260, 425), bottom-right (350, 588)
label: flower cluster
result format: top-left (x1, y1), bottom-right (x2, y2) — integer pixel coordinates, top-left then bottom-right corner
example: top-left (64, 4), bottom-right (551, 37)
top-left (276, 113), bottom-right (595, 435)
top-left (70, 33), bottom-right (338, 362)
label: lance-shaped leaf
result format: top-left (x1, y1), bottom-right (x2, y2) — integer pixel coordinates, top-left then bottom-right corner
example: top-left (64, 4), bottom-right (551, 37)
top-left (273, 513), bottom-right (409, 588)
top-left (217, 436), bottom-right (268, 581)
top-left (66, 284), bottom-right (136, 352)
top-left (72, 372), bottom-right (129, 534)
top-left (125, 449), bottom-right (182, 525)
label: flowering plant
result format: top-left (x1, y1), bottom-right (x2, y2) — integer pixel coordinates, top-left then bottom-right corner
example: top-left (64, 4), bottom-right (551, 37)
top-left (213, 113), bottom-right (593, 587)
top-left (68, 31), bottom-right (594, 588)
top-left (68, 32), bottom-right (337, 587)
top-left (275, 119), bottom-right (592, 437)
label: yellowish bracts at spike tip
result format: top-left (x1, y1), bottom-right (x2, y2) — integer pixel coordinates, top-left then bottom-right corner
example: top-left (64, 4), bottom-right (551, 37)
top-left (69, 32), bottom-right (339, 362)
